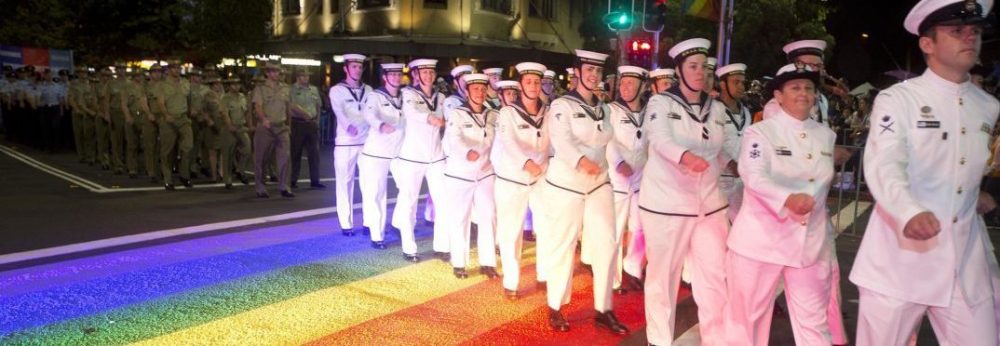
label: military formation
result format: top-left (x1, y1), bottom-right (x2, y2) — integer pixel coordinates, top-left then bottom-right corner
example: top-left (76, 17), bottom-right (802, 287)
top-left (1, 0), bottom-right (998, 344)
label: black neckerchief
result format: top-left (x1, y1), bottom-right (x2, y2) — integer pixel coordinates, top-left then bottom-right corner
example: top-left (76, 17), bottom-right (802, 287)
top-left (664, 85), bottom-right (712, 124)
top-left (511, 100), bottom-right (546, 130)
top-left (613, 98), bottom-right (645, 139)
top-left (375, 87), bottom-right (402, 110)
top-left (457, 102), bottom-right (490, 138)
top-left (723, 100), bottom-right (748, 132)
top-left (562, 89), bottom-right (604, 122)
top-left (339, 82), bottom-right (367, 109)
top-left (406, 86), bottom-right (440, 112)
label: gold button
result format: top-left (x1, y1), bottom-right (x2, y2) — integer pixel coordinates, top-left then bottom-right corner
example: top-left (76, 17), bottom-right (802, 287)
top-left (806, 153), bottom-right (813, 159)
top-left (960, 157), bottom-right (967, 165)
top-left (799, 133), bottom-right (806, 139)
top-left (958, 187), bottom-right (963, 194)
top-left (961, 127), bottom-right (967, 134)
top-left (809, 178), bottom-right (815, 182)
top-left (953, 216), bottom-right (958, 223)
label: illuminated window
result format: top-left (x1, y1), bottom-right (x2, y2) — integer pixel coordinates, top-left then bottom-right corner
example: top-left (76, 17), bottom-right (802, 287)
top-left (357, 0), bottom-right (391, 9)
top-left (425, 0), bottom-right (447, 9)
top-left (529, 0), bottom-right (556, 20)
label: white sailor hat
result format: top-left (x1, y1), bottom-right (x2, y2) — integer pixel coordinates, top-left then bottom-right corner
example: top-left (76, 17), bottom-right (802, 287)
top-left (905, 0), bottom-right (992, 35)
top-left (462, 73), bottom-right (489, 86)
top-left (566, 68), bottom-right (576, 76)
top-left (496, 80), bottom-right (521, 90)
top-left (715, 63), bottom-right (747, 79)
top-left (768, 63), bottom-right (820, 95)
top-left (380, 63), bottom-right (404, 72)
top-left (450, 65), bottom-right (474, 77)
top-left (408, 59), bottom-right (438, 70)
top-left (515, 62), bottom-right (547, 76)
top-left (705, 57), bottom-right (718, 70)
top-left (343, 54), bottom-right (366, 63)
top-left (543, 70), bottom-right (556, 79)
top-left (483, 67), bottom-right (504, 76)
top-left (617, 65), bottom-right (648, 79)
top-left (574, 49), bottom-right (610, 66)
top-left (649, 68), bottom-right (675, 79)
top-left (668, 38), bottom-right (711, 63)
top-left (782, 40), bottom-right (827, 61)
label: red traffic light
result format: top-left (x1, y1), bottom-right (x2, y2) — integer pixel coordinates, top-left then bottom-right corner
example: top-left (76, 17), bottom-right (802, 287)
top-left (629, 40), bottom-right (651, 52)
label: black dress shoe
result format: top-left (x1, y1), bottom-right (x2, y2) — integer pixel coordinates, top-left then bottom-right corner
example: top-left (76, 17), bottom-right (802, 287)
top-left (481, 266), bottom-right (499, 279)
top-left (128, 173), bottom-right (137, 179)
top-left (342, 228), bottom-right (355, 236)
top-left (453, 267), bottom-right (468, 279)
top-left (523, 230), bottom-right (536, 242)
top-left (149, 176), bottom-right (160, 184)
top-left (594, 310), bottom-right (629, 335)
top-left (371, 241), bottom-right (387, 249)
top-left (269, 175), bottom-right (278, 182)
top-left (256, 192), bottom-right (269, 198)
top-left (623, 272), bottom-right (644, 291)
top-left (403, 253), bottom-right (420, 262)
top-left (164, 183), bottom-right (175, 191)
top-left (280, 190), bottom-right (295, 198)
top-left (434, 251), bottom-right (451, 262)
top-left (180, 178), bottom-right (193, 188)
top-left (113, 169), bottom-right (123, 175)
top-left (503, 289), bottom-right (518, 300)
top-left (225, 183), bottom-right (233, 189)
top-left (310, 182), bottom-right (326, 189)
top-left (236, 172), bottom-right (249, 185)
top-left (548, 308), bottom-right (570, 332)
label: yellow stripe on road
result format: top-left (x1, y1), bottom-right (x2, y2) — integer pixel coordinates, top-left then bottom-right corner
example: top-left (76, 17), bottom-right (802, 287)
top-left (133, 247), bottom-right (530, 346)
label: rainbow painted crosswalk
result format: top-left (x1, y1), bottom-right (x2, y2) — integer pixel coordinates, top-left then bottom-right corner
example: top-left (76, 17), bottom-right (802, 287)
top-left (0, 215), bottom-right (659, 345)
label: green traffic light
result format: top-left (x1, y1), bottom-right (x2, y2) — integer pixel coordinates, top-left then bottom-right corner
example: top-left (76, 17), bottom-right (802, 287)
top-left (618, 14), bottom-right (629, 25)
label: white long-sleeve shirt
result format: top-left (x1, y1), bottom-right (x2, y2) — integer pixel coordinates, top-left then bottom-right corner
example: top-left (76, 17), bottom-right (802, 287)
top-left (443, 104), bottom-right (496, 180)
top-left (545, 91), bottom-right (613, 193)
top-left (606, 100), bottom-right (648, 193)
top-left (329, 82), bottom-right (372, 146)
top-left (493, 102), bottom-right (550, 185)
top-left (361, 87), bottom-right (405, 159)
top-left (397, 86), bottom-right (446, 163)
top-left (850, 69), bottom-right (999, 307)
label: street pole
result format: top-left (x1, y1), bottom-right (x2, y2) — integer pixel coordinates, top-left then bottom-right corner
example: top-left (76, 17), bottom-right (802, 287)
top-left (715, 0), bottom-right (728, 64)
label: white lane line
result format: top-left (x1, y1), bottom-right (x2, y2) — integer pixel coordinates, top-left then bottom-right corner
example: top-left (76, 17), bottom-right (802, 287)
top-left (0, 145), bottom-right (106, 191)
top-left (831, 200), bottom-right (873, 233)
top-left (102, 177), bottom-right (339, 193)
top-left (674, 323), bottom-right (701, 346)
top-left (0, 195), bottom-right (426, 267)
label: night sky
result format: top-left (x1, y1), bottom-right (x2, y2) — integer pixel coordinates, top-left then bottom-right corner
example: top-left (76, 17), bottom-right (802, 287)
top-left (825, 0), bottom-right (998, 87)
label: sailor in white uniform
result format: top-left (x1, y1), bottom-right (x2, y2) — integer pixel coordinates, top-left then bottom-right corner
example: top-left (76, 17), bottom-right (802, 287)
top-left (495, 62), bottom-right (550, 300)
top-left (497, 80), bottom-right (520, 107)
top-left (542, 49), bottom-right (628, 335)
top-left (484, 67), bottom-right (504, 109)
top-left (390, 58), bottom-right (448, 262)
top-left (716, 63), bottom-right (751, 222)
top-left (359, 63), bottom-right (406, 250)
top-left (639, 38), bottom-right (736, 346)
top-left (606, 65), bottom-right (649, 293)
top-left (442, 73), bottom-right (499, 280)
top-left (648, 68), bottom-right (675, 94)
top-left (329, 54), bottom-right (373, 236)
top-left (725, 63), bottom-right (837, 346)
top-left (850, 1), bottom-right (999, 344)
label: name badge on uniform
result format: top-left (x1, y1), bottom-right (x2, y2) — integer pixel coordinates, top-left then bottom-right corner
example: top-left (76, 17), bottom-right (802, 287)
top-left (573, 113), bottom-right (586, 118)
top-left (821, 151), bottom-right (833, 157)
top-left (917, 121), bottom-right (940, 129)
top-left (981, 123), bottom-right (992, 134)
top-left (518, 124), bottom-right (529, 129)
top-left (775, 148), bottom-right (792, 156)
top-left (715, 120), bottom-right (726, 126)
top-left (415, 100), bottom-right (426, 105)
top-left (620, 119), bottom-right (631, 124)
top-left (345, 99), bottom-right (355, 104)
top-left (667, 112), bottom-right (682, 120)
top-left (463, 123), bottom-right (473, 128)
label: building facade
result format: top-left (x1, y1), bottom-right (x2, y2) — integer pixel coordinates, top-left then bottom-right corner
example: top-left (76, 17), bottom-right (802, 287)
top-left (265, 0), bottom-right (589, 73)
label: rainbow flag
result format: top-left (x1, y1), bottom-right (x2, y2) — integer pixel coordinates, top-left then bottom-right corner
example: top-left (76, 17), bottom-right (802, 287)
top-left (682, 0), bottom-right (719, 21)
top-left (0, 215), bottom-right (664, 345)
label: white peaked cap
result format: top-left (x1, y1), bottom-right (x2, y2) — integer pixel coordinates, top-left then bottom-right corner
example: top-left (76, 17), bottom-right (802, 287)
top-left (715, 63), bottom-right (747, 78)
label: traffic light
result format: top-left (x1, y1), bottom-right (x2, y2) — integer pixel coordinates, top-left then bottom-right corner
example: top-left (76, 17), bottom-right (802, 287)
top-left (605, 11), bottom-right (634, 31)
top-left (627, 38), bottom-right (653, 68)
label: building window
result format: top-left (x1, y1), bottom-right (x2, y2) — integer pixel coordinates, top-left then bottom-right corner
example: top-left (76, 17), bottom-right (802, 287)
top-left (357, 0), bottom-right (392, 10)
top-left (480, 0), bottom-right (512, 15)
top-left (283, 0), bottom-right (302, 15)
top-left (424, 0), bottom-right (447, 9)
top-left (528, 0), bottom-right (555, 20)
